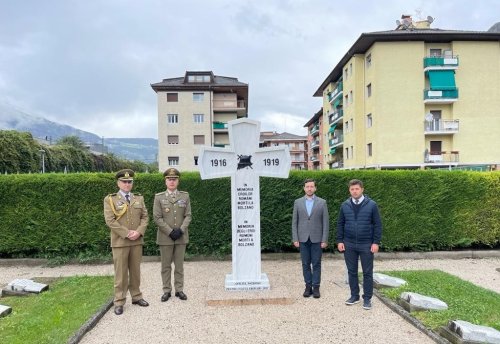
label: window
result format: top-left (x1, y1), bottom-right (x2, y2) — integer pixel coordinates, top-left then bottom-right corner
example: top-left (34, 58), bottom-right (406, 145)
top-left (167, 114), bottom-right (178, 124)
top-left (350, 119), bottom-right (353, 132)
top-left (168, 156), bottom-right (179, 166)
top-left (345, 120), bottom-right (349, 132)
top-left (349, 63), bottom-right (353, 76)
top-left (193, 93), bottom-right (204, 102)
top-left (168, 135), bottom-right (179, 145)
top-left (367, 114), bottom-right (372, 128)
top-left (194, 156), bottom-right (199, 166)
top-left (430, 48), bottom-right (442, 57)
top-left (167, 93), bottom-right (178, 102)
top-left (366, 83), bottom-right (372, 97)
top-left (344, 95), bottom-right (348, 107)
top-left (193, 114), bottom-right (204, 123)
top-left (344, 68), bottom-right (348, 80)
top-left (350, 145), bottom-right (354, 159)
top-left (345, 147), bottom-right (349, 159)
top-left (366, 54), bottom-right (372, 68)
top-left (349, 90), bottom-right (353, 104)
top-left (194, 135), bottom-right (205, 145)
top-left (188, 75), bottom-right (211, 82)
top-left (367, 143), bottom-right (372, 157)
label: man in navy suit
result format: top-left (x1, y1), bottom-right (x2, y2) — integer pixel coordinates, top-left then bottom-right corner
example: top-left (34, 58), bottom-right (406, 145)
top-left (292, 179), bottom-right (329, 298)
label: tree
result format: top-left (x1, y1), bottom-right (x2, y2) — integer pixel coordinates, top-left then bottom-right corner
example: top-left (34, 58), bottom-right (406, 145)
top-left (57, 136), bottom-right (86, 150)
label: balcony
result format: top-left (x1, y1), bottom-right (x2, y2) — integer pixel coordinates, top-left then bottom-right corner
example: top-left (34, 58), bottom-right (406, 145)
top-left (329, 134), bottom-right (344, 148)
top-left (328, 82), bottom-right (343, 104)
top-left (213, 143), bottom-right (227, 148)
top-left (423, 55), bottom-right (459, 71)
top-left (329, 109), bottom-right (344, 125)
top-left (330, 160), bottom-right (344, 169)
top-left (310, 140), bottom-right (320, 150)
top-left (424, 151), bottom-right (460, 163)
top-left (424, 89), bottom-right (459, 104)
top-left (213, 122), bottom-right (228, 130)
top-left (289, 145), bottom-right (305, 152)
top-left (424, 119), bottom-right (459, 135)
top-left (310, 124), bottom-right (320, 136)
top-left (213, 99), bottom-right (246, 115)
top-left (310, 155), bottom-right (319, 162)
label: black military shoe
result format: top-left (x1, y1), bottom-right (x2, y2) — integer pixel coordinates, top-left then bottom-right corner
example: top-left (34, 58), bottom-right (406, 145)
top-left (114, 305), bottom-right (123, 315)
top-left (161, 292), bottom-right (171, 302)
top-left (303, 284), bottom-right (313, 297)
top-left (132, 299), bottom-right (149, 307)
top-left (175, 291), bottom-right (187, 300)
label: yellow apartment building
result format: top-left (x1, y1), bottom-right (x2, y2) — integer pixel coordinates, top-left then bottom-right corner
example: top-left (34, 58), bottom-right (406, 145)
top-left (313, 16), bottom-right (500, 170)
top-left (151, 71), bottom-right (248, 171)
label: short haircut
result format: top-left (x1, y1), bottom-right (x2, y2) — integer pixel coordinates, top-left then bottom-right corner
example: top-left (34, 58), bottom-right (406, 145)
top-left (348, 179), bottom-right (364, 188)
top-left (304, 178), bottom-right (316, 186)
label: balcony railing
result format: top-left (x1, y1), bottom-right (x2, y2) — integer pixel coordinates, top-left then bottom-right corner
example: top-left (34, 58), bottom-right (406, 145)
top-left (424, 89), bottom-right (459, 103)
top-left (310, 155), bottom-right (319, 162)
top-left (289, 145), bottom-right (305, 152)
top-left (213, 99), bottom-right (246, 109)
top-left (424, 151), bottom-right (460, 163)
top-left (311, 140), bottom-right (320, 149)
top-left (310, 125), bottom-right (320, 136)
top-left (328, 82), bottom-right (343, 104)
top-left (213, 122), bottom-right (228, 130)
top-left (423, 55), bottom-right (459, 69)
top-left (329, 134), bottom-right (344, 147)
top-left (424, 119), bottom-right (459, 134)
top-left (330, 160), bottom-right (344, 169)
top-left (329, 109), bottom-right (344, 125)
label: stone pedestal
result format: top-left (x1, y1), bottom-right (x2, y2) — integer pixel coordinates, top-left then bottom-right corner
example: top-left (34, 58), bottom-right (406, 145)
top-left (0, 304), bottom-right (12, 318)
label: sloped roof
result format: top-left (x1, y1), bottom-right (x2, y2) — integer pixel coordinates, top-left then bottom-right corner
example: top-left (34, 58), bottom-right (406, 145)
top-left (260, 132), bottom-right (307, 141)
top-left (313, 28), bottom-right (500, 96)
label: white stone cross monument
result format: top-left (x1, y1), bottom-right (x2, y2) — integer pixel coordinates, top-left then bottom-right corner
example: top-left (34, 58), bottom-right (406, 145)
top-left (199, 118), bottom-right (291, 290)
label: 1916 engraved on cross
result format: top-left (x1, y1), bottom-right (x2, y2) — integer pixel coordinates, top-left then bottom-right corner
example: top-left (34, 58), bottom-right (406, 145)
top-left (199, 118), bottom-right (291, 290)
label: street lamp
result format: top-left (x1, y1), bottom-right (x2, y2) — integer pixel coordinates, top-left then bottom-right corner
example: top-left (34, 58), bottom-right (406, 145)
top-left (39, 149), bottom-right (46, 173)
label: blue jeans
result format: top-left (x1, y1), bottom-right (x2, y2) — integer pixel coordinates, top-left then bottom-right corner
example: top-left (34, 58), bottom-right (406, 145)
top-left (299, 239), bottom-right (322, 286)
top-left (344, 245), bottom-right (374, 300)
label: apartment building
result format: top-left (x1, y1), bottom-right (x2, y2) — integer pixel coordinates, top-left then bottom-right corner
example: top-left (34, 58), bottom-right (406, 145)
top-left (151, 71), bottom-right (248, 171)
top-left (303, 108), bottom-right (324, 170)
top-left (312, 16), bottom-right (500, 170)
top-left (259, 131), bottom-right (308, 170)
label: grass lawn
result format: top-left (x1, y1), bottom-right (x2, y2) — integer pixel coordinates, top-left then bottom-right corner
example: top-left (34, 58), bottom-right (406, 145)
top-left (0, 275), bottom-right (113, 344)
top-left (378, 270), bottom-right (500, 331)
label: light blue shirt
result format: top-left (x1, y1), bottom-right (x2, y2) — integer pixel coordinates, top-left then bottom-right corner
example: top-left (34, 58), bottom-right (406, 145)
top-left (351, 195), bottom-right (365, 204)
top-left (305, 195), bottom-right (315, 216)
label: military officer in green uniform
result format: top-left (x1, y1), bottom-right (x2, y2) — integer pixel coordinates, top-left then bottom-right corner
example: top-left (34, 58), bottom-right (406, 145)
top-left (104, 169), bottom-right (149, 315)
top-left (153, 168), bottom-right (192, 302)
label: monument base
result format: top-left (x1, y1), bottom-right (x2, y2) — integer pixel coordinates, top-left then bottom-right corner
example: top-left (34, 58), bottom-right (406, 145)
top-left (224, 273), bottom-right (270, 291)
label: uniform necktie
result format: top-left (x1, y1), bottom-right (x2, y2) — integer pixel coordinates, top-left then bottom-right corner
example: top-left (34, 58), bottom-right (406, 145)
top-left (125, 194), bottom-right (130, 203)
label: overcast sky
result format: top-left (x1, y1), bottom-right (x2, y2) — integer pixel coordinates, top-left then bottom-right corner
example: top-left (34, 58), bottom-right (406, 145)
top-left (1, 0), bottom-right (498, 138)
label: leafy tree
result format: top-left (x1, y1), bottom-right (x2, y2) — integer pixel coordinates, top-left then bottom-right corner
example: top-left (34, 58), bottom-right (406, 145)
top-left (57, 136), bottom-right (86, 150)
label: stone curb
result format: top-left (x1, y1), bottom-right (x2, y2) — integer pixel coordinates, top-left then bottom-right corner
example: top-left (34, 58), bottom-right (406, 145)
top-left (67, 298), bottom-right (113, 344)
top-left (0, 250), bottom-right (499, 267)
top-left (373, 289), bottom-right (450, 344)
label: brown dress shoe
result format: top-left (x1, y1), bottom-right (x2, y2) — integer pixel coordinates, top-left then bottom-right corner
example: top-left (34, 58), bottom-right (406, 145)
top-left (132, 299), bottom-right (149, 307)
top-left (114, 306), bottom-right (123, 315)
top-left (175, 291), bottom-right (187, 300)
top-left (161, 292), bottom-right (171, 302)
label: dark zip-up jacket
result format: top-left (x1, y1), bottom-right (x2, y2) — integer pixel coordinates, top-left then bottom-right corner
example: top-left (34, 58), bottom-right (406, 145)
top-left (336, 196), bottom-right (382, 246)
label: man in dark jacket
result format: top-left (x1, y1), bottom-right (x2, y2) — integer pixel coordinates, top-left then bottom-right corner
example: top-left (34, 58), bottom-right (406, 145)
top-left (337, 179), bottom-right (382, 310)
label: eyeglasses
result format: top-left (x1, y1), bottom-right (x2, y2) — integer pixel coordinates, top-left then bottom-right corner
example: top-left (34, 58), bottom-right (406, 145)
top-left (120, 180), bottom-right (133, 184)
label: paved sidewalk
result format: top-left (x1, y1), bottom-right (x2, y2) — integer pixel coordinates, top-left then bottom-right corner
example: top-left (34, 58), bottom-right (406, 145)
top-left (1, 258), bottom-right (499, 343)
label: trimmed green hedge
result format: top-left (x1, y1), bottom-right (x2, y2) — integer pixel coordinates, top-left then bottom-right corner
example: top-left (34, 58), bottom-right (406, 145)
top-left (0, 171), bottom-right (498, 258)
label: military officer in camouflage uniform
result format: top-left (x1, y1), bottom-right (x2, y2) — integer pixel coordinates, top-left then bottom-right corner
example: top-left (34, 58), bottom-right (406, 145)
top-left (104, 169), bottom-right (149, 315)
top-left (153, 168), bottom-right (192, 302)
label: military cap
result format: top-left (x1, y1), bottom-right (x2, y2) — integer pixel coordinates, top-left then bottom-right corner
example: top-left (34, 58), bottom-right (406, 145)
top-left (115, 169), bottom-right (135, 181)
top-left (163, 168), bottom-right (180, 179)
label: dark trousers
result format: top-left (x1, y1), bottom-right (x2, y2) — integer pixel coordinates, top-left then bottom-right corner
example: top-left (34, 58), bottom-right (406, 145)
top-left (344, 245), bottom-right (374, 300)
top-left (299, 239), bottom-right (322, 286)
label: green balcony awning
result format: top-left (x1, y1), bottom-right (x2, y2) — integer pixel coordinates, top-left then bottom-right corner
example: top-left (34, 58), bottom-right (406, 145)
top-left (328, 124), bottom-right (337, 133)
top-left (427, 70), bottom-right (456, 90)
top-left (333, 99), bottom-right (341, 108)
top-left (329, 148), bottom-right (336, 154)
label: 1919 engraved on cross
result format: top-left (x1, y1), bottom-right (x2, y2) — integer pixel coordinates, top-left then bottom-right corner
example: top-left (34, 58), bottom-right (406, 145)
top-left (199, 118), bottom-right (291, 290)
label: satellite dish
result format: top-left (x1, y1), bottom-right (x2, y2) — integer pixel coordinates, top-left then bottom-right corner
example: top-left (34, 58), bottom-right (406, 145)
top-left (396, 20), bottom-right (401, 26)
top-left (425, 113), bottom-right (434, 122)
top-left (427, 16), bottom-right (434, 23)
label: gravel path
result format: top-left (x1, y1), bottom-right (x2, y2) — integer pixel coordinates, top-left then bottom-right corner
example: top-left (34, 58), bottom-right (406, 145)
top-left (1, 257), bottom-right (499, 343)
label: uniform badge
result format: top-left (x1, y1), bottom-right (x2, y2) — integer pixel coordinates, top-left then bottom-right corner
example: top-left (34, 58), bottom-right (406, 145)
top-left (165, 208), bottom-right (170, 212)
